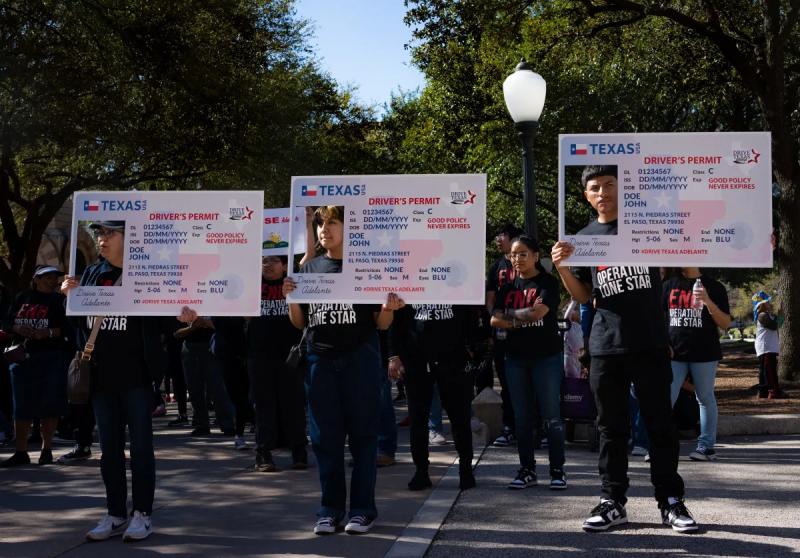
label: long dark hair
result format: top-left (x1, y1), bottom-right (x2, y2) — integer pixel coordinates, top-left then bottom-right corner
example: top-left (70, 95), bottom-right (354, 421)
top-left (511, 235), bottom-right (547, 274)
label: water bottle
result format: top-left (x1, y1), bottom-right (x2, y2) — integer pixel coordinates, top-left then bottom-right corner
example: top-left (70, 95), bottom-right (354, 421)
top-left (692, 278), bottom-right (704, 310)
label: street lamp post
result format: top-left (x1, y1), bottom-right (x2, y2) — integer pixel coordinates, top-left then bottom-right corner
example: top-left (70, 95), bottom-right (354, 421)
top-left (503, 59), bottom-right (546, 239)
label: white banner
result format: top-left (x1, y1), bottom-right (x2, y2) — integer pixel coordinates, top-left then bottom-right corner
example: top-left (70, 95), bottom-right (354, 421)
top-left (287, 174), bottom-right (487, 304)
top-left (558, 132), bottom-right (772, 267)
top-left (68, 191), bottom-right (264, 316)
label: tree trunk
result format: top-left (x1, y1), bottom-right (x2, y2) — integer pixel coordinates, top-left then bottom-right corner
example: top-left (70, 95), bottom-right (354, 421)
top-left (776, 173), bottom-right (799, 382)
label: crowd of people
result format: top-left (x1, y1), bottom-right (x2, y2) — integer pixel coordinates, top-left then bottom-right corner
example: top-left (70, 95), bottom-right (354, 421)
top-left (0, 169), bottom-right (783, 542)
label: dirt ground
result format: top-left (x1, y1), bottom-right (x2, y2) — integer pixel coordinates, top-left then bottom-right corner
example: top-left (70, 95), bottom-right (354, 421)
top-left (716, 343), bottom-right (799, 415)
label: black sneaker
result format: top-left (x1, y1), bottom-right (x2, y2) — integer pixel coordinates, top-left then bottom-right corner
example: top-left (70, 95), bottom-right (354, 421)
top-left (168, 415), bottom-right (189, 427)
top-left (582, 499), bottom-right (628, 532)
top-left (408, 470), bottom-right (433, 491)
top-left (38, 448), bottom-right (53, 465)
top-left (689, 446), bottom-right (717, 461)
top-left (459, 464), bottom-right (476, 490)
top-left (57, 445), bottom-right (92, 464)
top-left (508, 467), bottom-right (536, 489)
top-left (344, 515), bottom-right (374, 535)
top-left (255, 451), bottom-right (276, 472)
top-left (549, 468), bottom-right (567, 490)
top-left (0, 451), bottom-right (31, 468)
top-left (313, 516), bottom-right (340, 535)
top-left (493, 427), bottom-right (515, 447)
top-left (660, 500), bottom-right (698, 533)
top-left (190, 426), bottom-right (211, 436)
top-left (291, 447), bottom-right (308, 470)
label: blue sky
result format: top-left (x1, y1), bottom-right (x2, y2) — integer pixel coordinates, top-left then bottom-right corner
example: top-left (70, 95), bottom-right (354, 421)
top-left (294, 0), bottom-right (426, 112)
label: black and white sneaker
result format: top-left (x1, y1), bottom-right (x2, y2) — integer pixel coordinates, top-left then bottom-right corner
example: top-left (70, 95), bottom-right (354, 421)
top-left (549, 469), bottom-right (567, 490)
top-left (493, 427), bottom-right (516, 447)
top-left (57, 445), bottom-right (92, 464)
top-left (508, 467), bottom-right (537, 489)
top-left (689, 446), bottom-right (717, 461)
top-left (344, 515), bottom-right (374, 534)
top-left (313, 516), bottom-right (340, 535)
top-left (660, 500), bottom-right (698, 533)
top-left (582, 499), bottom-right (628, 532)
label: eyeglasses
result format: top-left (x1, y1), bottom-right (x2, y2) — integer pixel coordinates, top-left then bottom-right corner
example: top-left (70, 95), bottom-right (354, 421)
top-left (92, 228), bottom-right (120, 239)
top-left (509, 252), bottom-right (531, 260)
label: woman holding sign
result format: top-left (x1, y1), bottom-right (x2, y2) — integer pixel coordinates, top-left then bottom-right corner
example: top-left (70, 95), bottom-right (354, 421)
top-left (283, 205), bottom-right (404, 536)
top-left (62, 220), bottom-right (165, 543)
top-left (491, 235), bottom-right (567, 490)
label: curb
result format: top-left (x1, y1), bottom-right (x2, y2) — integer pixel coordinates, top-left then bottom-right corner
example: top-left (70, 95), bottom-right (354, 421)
top-left (385, 446), bottom-right (487, 558)
top-left (718, 413), bottom-right (800, 436)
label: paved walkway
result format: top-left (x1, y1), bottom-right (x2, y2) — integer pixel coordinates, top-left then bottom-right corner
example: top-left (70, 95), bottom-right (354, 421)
top-left (0, 399), bottom-right (457, 558)
top-left (4, 404), bottom-right (800, 557)
top-left (428, 435), bottom-right (800, 557)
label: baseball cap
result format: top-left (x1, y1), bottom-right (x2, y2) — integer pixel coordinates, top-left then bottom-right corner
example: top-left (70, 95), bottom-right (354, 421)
top-left (33, 266), bottom-right (63, 277)
top-left (88, 221), bottom-right (125, 231)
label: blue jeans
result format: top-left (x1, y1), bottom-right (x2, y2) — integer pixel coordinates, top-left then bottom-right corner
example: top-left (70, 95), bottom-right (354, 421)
top-left (377, 372), bottom-right (397, 457)
top-left (670, 360), bottom-right (718, 449)
top-left (505, 353), bottom-right (565, 472)
top-left (428, 385), bottom-right (443, 432)
top-left (306, 334), bottom-right (381, 521)
top-left (92, 387), bottom-right (155, 516)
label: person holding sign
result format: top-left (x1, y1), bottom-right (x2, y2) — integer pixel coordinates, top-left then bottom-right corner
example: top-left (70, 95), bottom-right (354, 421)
top-left (490, 235), bottom-right (567, 491)
top-left (387, 303), bottom-right (479, 492)
top-left (551, 166), bottom-right (698, 533)
top-left (62, 221), bottom-right (165, 542)
top-left (283, 205), bottom-right (404, 536)
top-left (663, 268), bottom-right (731, 461)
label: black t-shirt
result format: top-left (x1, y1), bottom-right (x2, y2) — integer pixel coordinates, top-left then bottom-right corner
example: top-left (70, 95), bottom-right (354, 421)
top-left (246, 278), bottom-right (301, 359)
top-left (300, 256), bottom-right (378, 355)
top-left (388, 304), bottom-right (473, 364)
top-left (7, 290), bottom-right (69, 353)
top-left (494, 272), bottom-right (563, 358)
top-left (663, 274), bottom-right (729, 362)
top-left (302, 255), bottom-right (343, 274)
top-left (573, 219), bottom-right (669, 356)
top-left (76, 260), bottom-right (164, 393)
top-left (486, 256), bottom-right (517, 293)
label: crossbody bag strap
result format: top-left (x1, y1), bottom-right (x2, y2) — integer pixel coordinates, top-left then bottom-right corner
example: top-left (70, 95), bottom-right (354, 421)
top-left (80, 317), bottom-right (104, 361)
top-left (80, 273), bottom-right (123, 361)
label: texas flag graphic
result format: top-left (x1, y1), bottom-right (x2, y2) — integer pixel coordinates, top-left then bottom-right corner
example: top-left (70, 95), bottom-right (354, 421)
top-left (301, 185), bottom-right (317, 197)
top-left (570, 144), bottom-right (588, 156)
top-left (84, 200), bottom-right (100, 211)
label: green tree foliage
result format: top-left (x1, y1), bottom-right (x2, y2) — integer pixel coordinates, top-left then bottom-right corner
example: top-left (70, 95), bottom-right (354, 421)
top-left (0, 0), bottom-right (380, 293)
top-left (398, 0), bottom-right (798, 377)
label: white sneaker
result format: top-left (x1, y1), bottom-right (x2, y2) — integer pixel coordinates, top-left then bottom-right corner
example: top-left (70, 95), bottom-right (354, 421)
top-left (344, 515), bottom-right (374, 534)
top-left (86, 514), bottom-right (128, 541)
top-left (429, 430), bottom-right (447, 445)
top-left (122, 511), bottom-right (152, 542)
top-left (631, 446), bottom-right (648, 456)
top-left (234, 436), bottom-right (249, 451)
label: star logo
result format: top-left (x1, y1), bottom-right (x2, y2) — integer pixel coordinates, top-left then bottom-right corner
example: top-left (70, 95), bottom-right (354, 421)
top-left (654, 192), bottom-right (672, 208)
top-left (748, 148), bottom-right (761, 164)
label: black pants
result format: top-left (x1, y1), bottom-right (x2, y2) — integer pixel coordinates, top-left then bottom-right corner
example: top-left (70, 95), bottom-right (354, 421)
top-left (247, 354), bottom-right (306, 452)
top-left (758, 352), bottom-right (780, 395)
top-left (405, 358), bottom-right (473, 471)
top-left (67, 402), bottom-right (95, 448)
top-left (591, 351), bottom-right (684, 506)
top-left (165, 337), bottom-right (187, 416)
top-left (218, 354), bottom-right (252, 437)
top-left (493, 340), bottom-right (515, 431)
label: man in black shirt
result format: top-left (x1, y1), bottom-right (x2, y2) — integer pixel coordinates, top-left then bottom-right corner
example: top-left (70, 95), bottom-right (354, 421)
top-left (552, 166), bottom-right (697, 533)
top-left (484, 223), bottom-right (522, 446)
